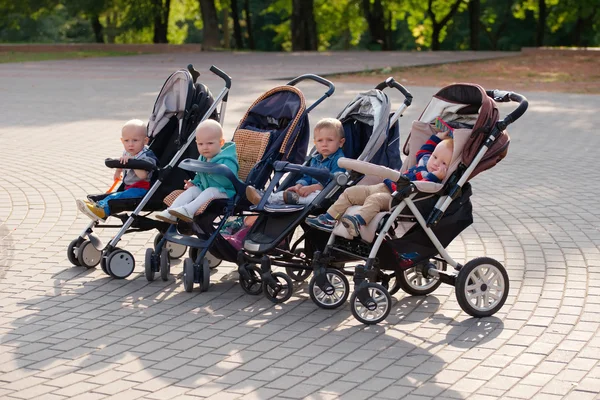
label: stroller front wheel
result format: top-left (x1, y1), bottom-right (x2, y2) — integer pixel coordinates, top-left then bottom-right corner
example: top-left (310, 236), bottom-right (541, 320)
top-left (145, 248), bottom-right (156, 282)
top-left (309, 269), bottom-right (349, 309)
top-left (77, 240), bottom-right (102, 268)
top-left (160, 247), bottom-right (171, 281)
top-left (239, 265), bottom-right (263, 295)
top-left (455, 257), bottom-right (509, 318)
top-left (182, 258), bottom-right (195, 292)
top-left (106, 249), bottom-right (135, 279)
top-left (67, 238), bottom-right (84, 266)
top-left (350, 283), bottom-right (391, 325)
top-left (263, 272), bottom-right (293, 304)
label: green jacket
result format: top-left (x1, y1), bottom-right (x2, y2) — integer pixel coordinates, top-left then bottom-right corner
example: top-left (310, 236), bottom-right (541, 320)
top-left (191, 142), bottom-right (239, 197)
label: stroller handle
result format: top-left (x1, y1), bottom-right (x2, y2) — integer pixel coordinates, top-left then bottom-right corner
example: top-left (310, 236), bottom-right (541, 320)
top-left (210, 65), bottom-right (232, 90)
top-left (178, 159), bottom-right (246, 196)
top-left (375, 77), bottom-right (413, 106)
top-left (486, 89), bottom-right (528, 128)
top-left (337, 158), bottom-right (401, 182)
top-left (273, 161), bottom-right (332, 186)
top-left (286, 74), bottom-right (335, 98)
top-left (105, 158), bottom-right (157, 171)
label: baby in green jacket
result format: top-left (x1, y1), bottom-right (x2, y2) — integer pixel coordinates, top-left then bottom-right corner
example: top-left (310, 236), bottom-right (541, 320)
top-left (156, 120), bottom-right (239, 223)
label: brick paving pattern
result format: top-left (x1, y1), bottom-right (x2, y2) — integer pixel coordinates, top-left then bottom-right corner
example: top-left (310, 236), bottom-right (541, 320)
top-left (0, 52), bottom-right (599, 400)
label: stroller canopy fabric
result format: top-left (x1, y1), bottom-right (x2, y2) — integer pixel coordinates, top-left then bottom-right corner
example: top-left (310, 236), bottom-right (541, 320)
top-left (147, 70), bottom-right (194, 138)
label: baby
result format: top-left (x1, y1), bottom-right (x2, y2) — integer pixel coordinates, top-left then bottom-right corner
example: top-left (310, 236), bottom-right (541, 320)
top-left (77, 119), bottom-right (157, 221)
top-left (246, 118), bottom-right (346, 205)
top-left (306, 131), bottom-right (453, 236)
top-left (156, 120), bottom-right (239, 223)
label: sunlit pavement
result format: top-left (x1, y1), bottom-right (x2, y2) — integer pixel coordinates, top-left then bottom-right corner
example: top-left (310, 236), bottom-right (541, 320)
top-left (0, 51), bottom-right (599, 400)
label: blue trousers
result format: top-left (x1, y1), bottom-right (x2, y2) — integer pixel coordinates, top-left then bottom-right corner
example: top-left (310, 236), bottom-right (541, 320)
top-left (97, 188), bottom-right (148, 215)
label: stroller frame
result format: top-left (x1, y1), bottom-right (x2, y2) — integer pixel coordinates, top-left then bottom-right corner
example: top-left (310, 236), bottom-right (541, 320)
top-left (310, 89), bottom-right (529, 325)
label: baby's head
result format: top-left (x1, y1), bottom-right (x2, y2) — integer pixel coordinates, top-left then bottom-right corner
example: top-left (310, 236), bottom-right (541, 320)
top-left (426, 139), bottom-right (454, 180)
top-left (121, 119), bottom-right (148, 155)
top-left (313, 118), bottom-right (345, 158)
top-left (196, 119), bottom-right (224, 160)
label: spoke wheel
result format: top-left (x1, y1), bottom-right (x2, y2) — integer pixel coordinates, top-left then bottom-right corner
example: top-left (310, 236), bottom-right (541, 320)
top-left (309, 269), bottom-right (349, 309)
top-left (239, 265), bottom-right (263, 295)
top-left (456, 257), bottom-right (509, 318)
top-left (398, 261), bottom-right (443, 296)
top-left (160, 247), bottom-right (171, 281)
top-left (145, 248), bottom-right (155, 282)
top-left (106, 249), bottom-right (135, 279)
top-left (77, 240), bottom-right (101, 268)
top-left (263, 272), bottom-right (293, 304)
top-left (67, 238), bottom-right (83, 266)
top-left (350, 283), bottom-right (391, 325)
top-left (183, 258), bottom-right (195, 293)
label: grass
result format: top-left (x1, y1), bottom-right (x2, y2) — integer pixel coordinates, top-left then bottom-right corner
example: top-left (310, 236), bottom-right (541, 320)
top-left (0, 50), bottom-right (149, 63)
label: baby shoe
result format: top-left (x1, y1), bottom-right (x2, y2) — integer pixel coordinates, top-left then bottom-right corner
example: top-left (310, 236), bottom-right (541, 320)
top-left (283, 190), bottom-right (299, 205)
top-left (341, 214), bottom-right (365, 237)
top-left (305, 214), bottom-right (336, 231)
top-left (155, 209), bottom-right (177, 224)
top-left (245, 186), bottom-right (264, 205)
top-left (76, 199), bottom-right (106, 221)
top-left (168, 206), bottom-right (194, 222)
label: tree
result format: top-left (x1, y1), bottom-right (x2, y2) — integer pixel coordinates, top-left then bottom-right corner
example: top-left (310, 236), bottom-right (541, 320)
top-left (426, 0), bottom-right (465, 50)
top-left (536, 0), bottom-right (546, 46)
top-left (362, 0), bottom-right (388, 49)
top-left (243, 0), bottom-right (255, 49)
top-left (291, 0), bottom-right (317, 50)
top-left (199, 0), bottom-right (220, 49)
top-left (468, 0), bottom-right (480, 49)
top-left (231, 0), bottom-right (243, 48)
top-left (152, 0), bottom-right (170, 43)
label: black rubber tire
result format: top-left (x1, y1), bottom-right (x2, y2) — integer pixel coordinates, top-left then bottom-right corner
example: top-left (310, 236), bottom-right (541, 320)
top-left (188, 247), bottom-right (222, 269)
top-left (455, 257), bottom-right (509, 318)
top-left (67, 238), bottom-right (83, 266)
top-left (145, 248), bottom-right (155, 282)
top-left (199, 260), bottom-right (210, 292)
top-left (350, 283), bottom-right (392, 325)
top-left (285, 267), bottom-right (312, 282)
top-left (160, 247), bottom-right (170, 281)
top-left (309, 269), bottom-right (350, 309)
top-left (77, 240), bottom-right (101, 268)
top-left (239, 265), bottom-right (263, 295)
top-left (398, 265), bottom-right (443, 296)
top-left (106, 249), bottom-right (135, 279)
top-left (153, 233), bottom-right (163, 251)
top-left (263, 272), bottom-right (293, 304)
top-left (100, 252), bottom-right (109, 275)
top-left (183, 258), bottom-right (195, 293)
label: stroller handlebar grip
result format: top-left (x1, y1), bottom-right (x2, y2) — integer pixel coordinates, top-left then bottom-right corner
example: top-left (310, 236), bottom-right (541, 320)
top-left (210, 65), bottom-right (232, 89)
top-left (105, 158), bottom-right (157, 171)
top-left (272, 161), bottom-right (332, 186)
top-left (178, 159), bottom-right (246, 195)
top-left (486, 89), bottom-right (528, 127)
top-left (375, 77), bottom-right (413, 106)
top-left (286, 74), bottom-right (335, 97)
top-left (337, 158), bottom-right (401, 182)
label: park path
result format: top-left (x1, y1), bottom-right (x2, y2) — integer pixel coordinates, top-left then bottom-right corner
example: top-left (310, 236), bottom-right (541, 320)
top-left (0, 51), bottom-right (598, 400)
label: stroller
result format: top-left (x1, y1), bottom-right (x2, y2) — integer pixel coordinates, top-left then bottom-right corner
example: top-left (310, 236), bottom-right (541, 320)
top-left (146, 74), bottom-right (335, 292)
top-left (308, 84), bottom-right (528, 324)
top-left (235, 78), bottom-right (414, 302)
top-left (66, 65), bottom-right (232, 279)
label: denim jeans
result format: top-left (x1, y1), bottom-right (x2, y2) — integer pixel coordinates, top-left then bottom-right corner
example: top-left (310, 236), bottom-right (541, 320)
top-left (97, 188), bottom-right (148, 215)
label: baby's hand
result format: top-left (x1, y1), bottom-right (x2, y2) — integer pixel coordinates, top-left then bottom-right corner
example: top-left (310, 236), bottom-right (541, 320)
top-left (113, 169), bottom-right (122, 181)
top-left (183, 180), bottom-right (194, 190)
top-left (436, 130), bottom-right (450, 140)
top-left (119, 155), bottom-right (131, 164)
top-left (298, 184), bottom-right (318, 197)
top-left (432, 166), bottom-right (447, 180)
top-left (287, 184), bottom-right (303, 193)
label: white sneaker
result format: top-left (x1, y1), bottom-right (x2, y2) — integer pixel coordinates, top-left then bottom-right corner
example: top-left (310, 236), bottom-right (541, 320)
top-left (168, 206), bottom-right (194, 222)
top-left (155, 209), bottom-right (177, 224)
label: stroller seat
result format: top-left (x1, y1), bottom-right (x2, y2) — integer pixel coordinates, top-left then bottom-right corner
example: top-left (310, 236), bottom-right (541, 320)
top-left (88, 193), bottom-right (166, 214)
top-left (332, 205), bottom-right (417, 242)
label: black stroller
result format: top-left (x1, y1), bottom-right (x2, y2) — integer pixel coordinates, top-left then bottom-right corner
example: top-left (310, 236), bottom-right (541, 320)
top-left (309, 84), bottom-right (528, 324)
top-left (235, 78), bottom-right (414, 303)
top-left (66, 65), bottom-right (232, 279)
top-left (146, 75), bottom-right (334, 294)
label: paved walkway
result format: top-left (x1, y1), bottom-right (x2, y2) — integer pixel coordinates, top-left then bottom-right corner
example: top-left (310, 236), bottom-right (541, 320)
top-left (0, 52), bottom-right (599, 400)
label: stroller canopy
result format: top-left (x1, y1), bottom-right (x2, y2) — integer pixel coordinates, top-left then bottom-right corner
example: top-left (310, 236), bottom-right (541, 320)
top-left (148, 70), bottom-right (194, 138)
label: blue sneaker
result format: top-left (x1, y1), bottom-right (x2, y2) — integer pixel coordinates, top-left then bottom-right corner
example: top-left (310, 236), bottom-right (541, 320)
top-left (305, 214), bottom-right (336, 231)
top-left (341, 214), bottom-right (365, 237)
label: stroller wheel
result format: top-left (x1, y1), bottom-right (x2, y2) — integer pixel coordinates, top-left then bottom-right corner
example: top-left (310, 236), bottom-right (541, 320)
top-left (309, 269), bottom-right (349, 309)
top-left (67, 238), bottom-right (84, 267)
top-left (285, 267), bottom-right (311, 282)
top-left (183, 258), bottom-right (195, 292)
top-left (77, 240), bottom-right (101, 268)
top-left (350, 283), bottom-right (391, 325)
top-left (263, 272), bottom-right (293, 304)
top-left (398, 261), bottom-right (443, 296)
top-left (145, 248), bottom-right (156, 282)
top-left (154, 233), bottom-right (188, 260)
top-left (455, 257), bottom-right (509, 318)
top-left (239, 265), bottom-right (263, 295)
top-left (189, 248), bottom-right (222, 269)
top-left (106, 249), bottom-right (135, 279)
top-left (160, 247), bottom-right (171, 281)
top-left (199, 259), bottom-right (211, 292)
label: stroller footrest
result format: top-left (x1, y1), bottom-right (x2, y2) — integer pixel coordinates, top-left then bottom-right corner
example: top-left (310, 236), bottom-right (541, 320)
top-left (163, 232), bottom-right (211, 249)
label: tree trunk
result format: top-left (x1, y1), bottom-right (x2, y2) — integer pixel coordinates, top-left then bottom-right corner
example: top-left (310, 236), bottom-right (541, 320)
top-left (468, 0), bottom-right (480, 50)
top-left (536, 0), bottom-right (546, 46)
top-left (222, 6), bottom-right (230, 49)
top-left (362, 0), bottom-right (387, 50)
top-left (243, 0), bottom-right (255, 50)
top-left (152, 0), bottom-right (170, 43)
top-left (231, 0), bottom-right (244, 48)
top-left (90, 14), bottom-right (104, 43)
top-left (199, 0), bottom-right (220, 50)
top-left (291, 0), bottom-right (317, 51)
top-left (427, 0), bottom-right (464, 51)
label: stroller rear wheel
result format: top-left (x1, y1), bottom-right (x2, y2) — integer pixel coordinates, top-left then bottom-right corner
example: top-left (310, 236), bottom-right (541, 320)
top-left (398, 260), bottom-right (443, 296)
top-left (77, 240), bottom-right (101, 268)
top-left (160, 247), bottom-right (171, 281)
top-left (154, 233), bottom-right (187, 260)
top-left (183, 258), bottom-right (195, 292)
top-left (309, 269), bottom-right (349, 309)
top-left (145, 248), bottom-right (156, 282)
top-left (263, 272), bottom-right (293, 304)
top-left (189, 247), bottom-right (222, 269)
top-left (199, 259), bottom-right (210, 292)
top-left (285, 248), bottom-right (312, 282)
top-left (455, 257), bottom-right (509, 318)
top-left (350, 283), bottom-right (391, 325)
top-left (239, 265), bottom-right (263, 295)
